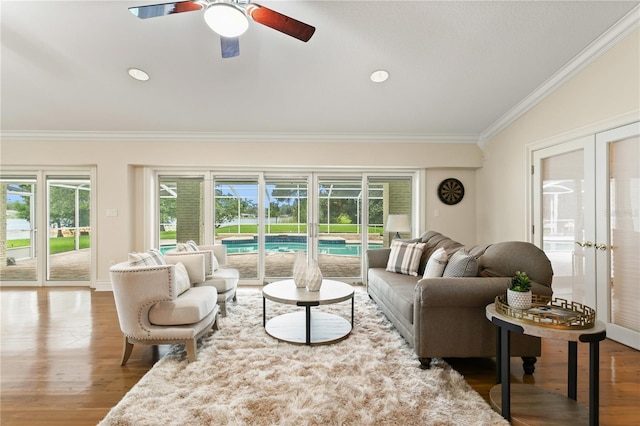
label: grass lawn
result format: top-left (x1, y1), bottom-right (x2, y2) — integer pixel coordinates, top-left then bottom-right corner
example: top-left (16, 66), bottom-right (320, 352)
top-left (6, 236), bottom-right (90, 254)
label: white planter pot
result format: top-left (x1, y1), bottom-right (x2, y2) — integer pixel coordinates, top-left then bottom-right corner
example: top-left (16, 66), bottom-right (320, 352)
top-left (507, 289), bottom-right (532, 310)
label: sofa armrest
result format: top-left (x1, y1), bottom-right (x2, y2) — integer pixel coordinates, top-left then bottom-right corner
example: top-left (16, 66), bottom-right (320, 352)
top-left (415, 277), bottom-right (553, 308)
top-left (366, 248), bottom-right (391, 269)
top-left (164, 252), bottom-right (206, 284)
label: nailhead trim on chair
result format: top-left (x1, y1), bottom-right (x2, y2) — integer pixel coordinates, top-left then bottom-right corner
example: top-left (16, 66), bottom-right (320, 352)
top-left (121, 266), bottom-right (175, 336)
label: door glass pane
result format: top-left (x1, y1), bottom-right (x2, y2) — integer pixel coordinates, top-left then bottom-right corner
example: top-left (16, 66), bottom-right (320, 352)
top-left (541, 150), bottom-right (585, 303)
top-left (215, 179), bottom-right (259, 280)
top-left (159, 177), bottom-right (204, 250)
top-left (317, 179), bottom-right (364, 278)
top-left (47, 178), bottom-right (91, 281)
top-left (264, 179), bottom-right (308, 279)
top-left (1, 177), bottom-right (37, 281)
top-left (609, 136), bottom-right (640, 333)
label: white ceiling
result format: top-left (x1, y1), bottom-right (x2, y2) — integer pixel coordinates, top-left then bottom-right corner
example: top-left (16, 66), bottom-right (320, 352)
top-left (1, 1), bottom-right (638, 144)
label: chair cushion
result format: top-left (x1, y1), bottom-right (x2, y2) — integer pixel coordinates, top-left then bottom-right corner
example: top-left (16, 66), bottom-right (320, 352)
top-left (149, 286), bottom-right (217, 326)
top-left (199, 268), bottom-right (239, 293)
top-left (386, 240), bottom-right (426, 276)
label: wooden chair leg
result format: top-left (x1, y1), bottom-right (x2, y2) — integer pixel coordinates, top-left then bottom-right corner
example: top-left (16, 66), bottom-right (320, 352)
top-left (185, 339), bottom-right (197, 362)
top-left (219, 301), bottom-right (227, 317)
top-left (120, 335), bottom-right (134, 366)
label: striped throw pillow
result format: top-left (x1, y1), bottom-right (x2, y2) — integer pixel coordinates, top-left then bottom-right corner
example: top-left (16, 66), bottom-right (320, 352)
top-left (386, 240), bottom-right (426, 276)
top-left (442, 249), bottom-right (477, 277)
top-left (128, 249), bottom-right (166, 266)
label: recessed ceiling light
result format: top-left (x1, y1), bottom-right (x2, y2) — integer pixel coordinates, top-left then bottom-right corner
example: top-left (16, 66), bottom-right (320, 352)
top-left (370, 70), bottom-right (389, 83)
top-left (128, 68), bottom-right (150, 81)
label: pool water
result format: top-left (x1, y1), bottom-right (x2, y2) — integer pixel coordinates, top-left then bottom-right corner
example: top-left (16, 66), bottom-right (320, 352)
top-left (225, 242), bottom-right (382, 256)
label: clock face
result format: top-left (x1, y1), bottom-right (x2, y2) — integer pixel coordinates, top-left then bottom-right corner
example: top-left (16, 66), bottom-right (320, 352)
top-left (438, 178), bottom-right (464, 205)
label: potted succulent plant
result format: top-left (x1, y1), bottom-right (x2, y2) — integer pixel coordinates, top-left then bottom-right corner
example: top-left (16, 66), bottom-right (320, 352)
top-left (507, 270), bottom-right (532, 310)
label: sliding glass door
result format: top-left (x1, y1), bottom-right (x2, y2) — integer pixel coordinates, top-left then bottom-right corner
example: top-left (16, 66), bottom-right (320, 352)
top-left (263, 177), bottom-right (309, 280)
top-left (315, 178), bottom-right (364, 279)
top-left (214, 177), bottom-right (260, 280)
top-left (157, 170), bottom-right (416, 285)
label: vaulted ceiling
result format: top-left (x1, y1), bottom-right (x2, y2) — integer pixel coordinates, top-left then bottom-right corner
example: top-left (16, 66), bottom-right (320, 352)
top-left (2, 1), bottom-right (638, 144)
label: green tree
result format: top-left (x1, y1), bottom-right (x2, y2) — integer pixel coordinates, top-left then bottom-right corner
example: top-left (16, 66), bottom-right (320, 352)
top-left (49, 185), bottom-right (90, 237)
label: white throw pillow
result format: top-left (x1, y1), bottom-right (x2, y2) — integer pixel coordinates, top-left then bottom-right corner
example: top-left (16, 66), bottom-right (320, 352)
top-left (174, 262), bottom-right (191, 295)
top-left (423, 247), bottom-right (448, 278)
top-left (386, 240), bottom-right (426, 276)
top-left (443, 249), bottom-right (478, 277)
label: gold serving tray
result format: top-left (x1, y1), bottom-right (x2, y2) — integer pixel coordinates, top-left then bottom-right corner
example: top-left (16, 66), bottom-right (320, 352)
top-left (495, 294), bottom-right (596, 330)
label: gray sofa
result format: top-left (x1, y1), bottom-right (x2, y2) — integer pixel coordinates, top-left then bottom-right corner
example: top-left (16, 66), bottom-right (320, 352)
top-left (366, 231), bottom-right (554, 372)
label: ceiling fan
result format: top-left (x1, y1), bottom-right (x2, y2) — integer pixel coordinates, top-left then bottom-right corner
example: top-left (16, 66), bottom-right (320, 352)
top-left (129, 0), bottom-right (316, 58)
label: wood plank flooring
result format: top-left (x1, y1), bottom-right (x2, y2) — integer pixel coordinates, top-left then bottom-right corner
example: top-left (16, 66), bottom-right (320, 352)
top-left (1, 287), bottom-right (638, 425)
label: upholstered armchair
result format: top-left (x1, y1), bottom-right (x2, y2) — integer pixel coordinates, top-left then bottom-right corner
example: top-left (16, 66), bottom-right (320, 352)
top-left (110, 258), bottom-right (219, 365)
top-left (165, 243), bottom-right (239, 316)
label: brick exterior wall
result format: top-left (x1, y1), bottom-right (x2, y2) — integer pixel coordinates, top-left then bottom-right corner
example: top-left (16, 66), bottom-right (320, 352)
top-left (383, 180), bottom-right (412, 246)
top-left (176, 179), bottom-right (203, 244)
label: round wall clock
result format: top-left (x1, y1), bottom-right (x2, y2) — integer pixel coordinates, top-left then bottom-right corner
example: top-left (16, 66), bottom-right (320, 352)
top-left (437, 178), bottom-right (464, 205)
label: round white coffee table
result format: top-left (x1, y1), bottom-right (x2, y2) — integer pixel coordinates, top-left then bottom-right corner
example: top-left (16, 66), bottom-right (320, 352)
top-left (262, 279), bottom-right (355, 346)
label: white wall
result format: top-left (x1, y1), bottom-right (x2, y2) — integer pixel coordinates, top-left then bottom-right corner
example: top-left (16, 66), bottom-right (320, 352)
top-left (1, 139), bottom-right (482, 287)
top-left (425, 168), bottom-right (477, 245)
top-left (477, 28), bottom-right (640, 244)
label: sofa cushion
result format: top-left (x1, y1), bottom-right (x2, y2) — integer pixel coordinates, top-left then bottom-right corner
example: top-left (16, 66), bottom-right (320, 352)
top-left (443, 249), bottom-right (478, 277)
top-left (128, 249), bottom-right (166, 266)
top-left (368, 268), bottom-right (416, 324)
top-left (174, 262), bottom-right (191, 295)
top-left (386, 240), bottom-right (426, 276)
top-left (423, 247), bottom-right (448, 278)
top-left (149, 286), bottom-right (217, 326)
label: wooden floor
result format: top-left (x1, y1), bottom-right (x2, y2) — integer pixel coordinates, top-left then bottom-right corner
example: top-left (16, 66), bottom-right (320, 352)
top-left (1, 287), bottom-right (639, 426)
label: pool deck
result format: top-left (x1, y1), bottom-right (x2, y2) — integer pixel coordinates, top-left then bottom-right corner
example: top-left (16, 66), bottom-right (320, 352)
top-left (0, 250), bottom-right (366, 283)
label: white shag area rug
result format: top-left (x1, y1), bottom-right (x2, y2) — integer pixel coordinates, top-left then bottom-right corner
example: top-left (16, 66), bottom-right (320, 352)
top-left (100, 289), bottom-right (507, 426)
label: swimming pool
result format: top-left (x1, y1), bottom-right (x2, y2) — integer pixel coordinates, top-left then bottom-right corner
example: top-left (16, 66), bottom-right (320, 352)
top-left (224, 242), bottom-right (382, 256)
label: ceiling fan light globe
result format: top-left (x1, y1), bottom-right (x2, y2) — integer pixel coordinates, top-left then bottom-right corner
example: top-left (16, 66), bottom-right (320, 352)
top-left (204, 3), bottom-right (249, 38)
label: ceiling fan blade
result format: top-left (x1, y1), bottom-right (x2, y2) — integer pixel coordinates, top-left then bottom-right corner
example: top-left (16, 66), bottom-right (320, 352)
top-left (247, 4), bottom-right (315, 42)
top-left (129, 1), bottom-right (202, 19)
top-left (221, 37), bottom-right (240, 58)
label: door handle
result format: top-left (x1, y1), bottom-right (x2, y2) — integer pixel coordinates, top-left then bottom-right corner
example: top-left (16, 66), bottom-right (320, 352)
top-left (575, 241), bottom-right (593, 248)
top-left (595, 244), bottom-right (608, 251)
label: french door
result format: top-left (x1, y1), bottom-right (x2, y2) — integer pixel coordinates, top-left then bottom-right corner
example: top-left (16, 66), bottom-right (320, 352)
top-left (1, 170), bottom-right (94, 286)
top-left (532, 122), bottom-right (639, 349)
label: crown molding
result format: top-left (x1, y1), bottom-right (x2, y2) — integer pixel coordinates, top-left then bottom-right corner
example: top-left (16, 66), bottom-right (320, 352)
top-left (0, 131), bottom-right (480, 144)
top-left (478, 4), bottom-right (640, 150)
